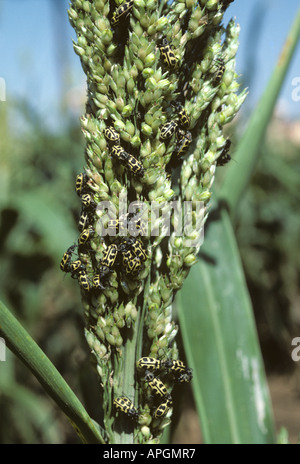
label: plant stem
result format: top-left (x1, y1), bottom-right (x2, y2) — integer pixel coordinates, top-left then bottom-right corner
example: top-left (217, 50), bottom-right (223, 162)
top-left (112, 307), bottom-right (139, 444)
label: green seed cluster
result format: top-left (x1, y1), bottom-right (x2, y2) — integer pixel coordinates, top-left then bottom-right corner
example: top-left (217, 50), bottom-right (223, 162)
top-left (67, 0), bottom-right (246, 444)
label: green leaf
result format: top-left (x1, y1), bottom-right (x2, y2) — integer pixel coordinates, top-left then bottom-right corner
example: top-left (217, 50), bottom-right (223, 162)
top-left (0, 300), bottom-right (106, 444)
top-left (219, 8), bottom-right (300, 215)
top-left (176, 208), bottom-right (276, 444)
top-left (6, 383), bottom-right (63, 443)
top-left (12, 188), bottom-right (77, 260)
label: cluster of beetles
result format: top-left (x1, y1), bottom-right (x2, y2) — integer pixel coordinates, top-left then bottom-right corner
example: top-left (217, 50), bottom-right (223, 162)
top-left (107, 0), bottom-right (231, 422)
top-left (114, 355), bottom-right (193, 421)
top-left (60, 168), bottom-right (149, 292)
top-left (60, 0), bottom-right (233, 427)
top-left (108, 0), bottom-right (232, 168)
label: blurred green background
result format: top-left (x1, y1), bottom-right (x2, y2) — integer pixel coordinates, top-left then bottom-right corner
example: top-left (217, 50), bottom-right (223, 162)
top-left (0, 0), bottom-right (300, 443)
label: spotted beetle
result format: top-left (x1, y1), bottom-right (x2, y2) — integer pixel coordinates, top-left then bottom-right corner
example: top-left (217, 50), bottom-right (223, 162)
top-left (101, 243), bottom-right (118, 268)
top-left (126, 154), bottom-right (144, 177)
top-left (217, 139), bottom-right (231, 166)
top-left (60, 244), bottom-right (76, 272)
top-left (78, 210), bottom-right (90, 232)
top-left (70, 259), bottom-right (86, 278)
top-left (132, 239), bottom-right (147, 262)
top-left (175, 370), bottom-right (193, 383)
top-left (92, 273), bottom-right (106, 292)
top-left (111, 146), bottom-right (144, 177)
top-left (111, 0), bottom-right (134, 26)
top-left (172, 102), bottom-right (190, 129)
top-left (164, 359), bottom-right (193, 382)
top-left (104, 126), bottom-right (120, 144)
top-left (137, 357), bottom-right (162, 372)
top-left (147, 376), bottom-right (170, 399)
top-left (178, 106), bottom-right (190, 129)
top-left (78, 270), bottom-right (91, 292)
top-left (120, 237), bottom-right (147, 262)
top-left (125, 254), bottom-right (142, 277)
top-left (163, 359), bottom-right (188, 374)
top-left (78, 226), bottom-right (94, 247)
top-left (113, 396), bottom-right (139, 420)
top-left (81, 193), bottom-right (96, 211)
top-left (122, 248), bottom-right (143, 277)
top-left (153, 397), bottom-right (173, 419)
top-left (159, 38), bottom-right (178, 68)
top-left (174, 130), bottom-right (192, 157)
top-left (75, 173), bottom-right (88, 197)
top-left (122, 248), bottom-right (134, 266)
top-left (212, 57), bottom-right (225, 85)
top-left (160, 120), bottom-right (178, 140)
top-left (111, 145), bottom-right (130, 163)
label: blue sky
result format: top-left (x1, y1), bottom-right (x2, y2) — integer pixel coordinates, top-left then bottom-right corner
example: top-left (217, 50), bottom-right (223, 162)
top-left (1, 0), bottom-right (300, 130)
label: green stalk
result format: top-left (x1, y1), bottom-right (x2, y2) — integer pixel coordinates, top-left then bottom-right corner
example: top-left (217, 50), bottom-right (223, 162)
top-left (0, 300), bottom-right (105, 444)
top-left (112, 296), bottom-right (140, 444)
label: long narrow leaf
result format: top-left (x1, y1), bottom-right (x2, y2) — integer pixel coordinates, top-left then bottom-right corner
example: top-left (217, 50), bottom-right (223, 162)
top-left (177, 209), bottom-right (276, 444)
top-left (219, 8), bottom-right (300, 215)
top-left (0, 300), bottom-right (106, 444)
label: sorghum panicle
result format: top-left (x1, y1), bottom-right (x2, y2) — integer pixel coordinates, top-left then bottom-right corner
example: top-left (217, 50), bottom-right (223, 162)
top-left (65, 0), bottom-right (246, 444)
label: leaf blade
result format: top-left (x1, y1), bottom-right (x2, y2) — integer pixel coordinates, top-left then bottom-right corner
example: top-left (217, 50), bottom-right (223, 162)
top-left (0, 300), bottom-right (106, 444)
top-left (177, 209), bottom-right (276, 444)
top-left (219, 8), bottom-right (300, 215)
